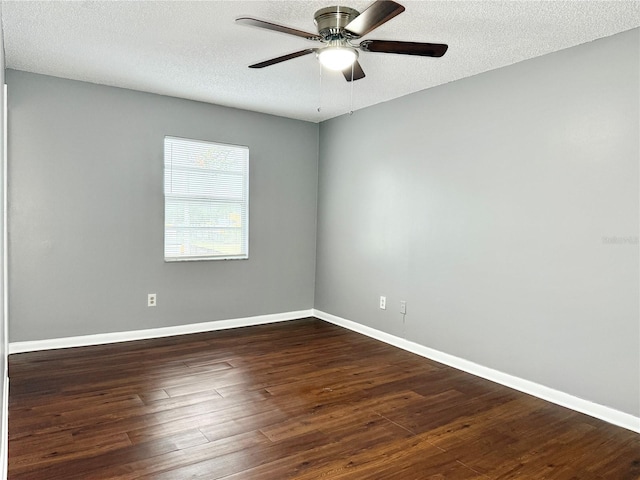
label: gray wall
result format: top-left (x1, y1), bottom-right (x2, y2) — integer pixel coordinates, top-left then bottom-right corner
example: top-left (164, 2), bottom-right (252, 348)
top-left (315, 29), bottom-right (639, 416)
top-left (7, 70), bottom-right (319, 342)
top-left (0, 5), bottom-right (6, 476)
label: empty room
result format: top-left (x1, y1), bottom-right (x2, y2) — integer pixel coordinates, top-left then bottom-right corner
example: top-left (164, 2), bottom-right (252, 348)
top-left (0, 1), bottom-right (638, 479)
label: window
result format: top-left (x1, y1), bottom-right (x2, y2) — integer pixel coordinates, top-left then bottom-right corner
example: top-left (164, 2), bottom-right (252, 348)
top-left (164, 136), bottom-right (249, 261)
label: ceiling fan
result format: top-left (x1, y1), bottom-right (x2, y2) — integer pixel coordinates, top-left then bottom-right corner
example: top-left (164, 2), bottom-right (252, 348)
top-left (236, 0), bottom-right (448, 82)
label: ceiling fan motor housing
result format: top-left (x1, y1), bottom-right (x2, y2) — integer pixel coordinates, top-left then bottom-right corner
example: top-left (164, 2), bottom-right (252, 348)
top-left (314, 6), bottom-right (360, 40)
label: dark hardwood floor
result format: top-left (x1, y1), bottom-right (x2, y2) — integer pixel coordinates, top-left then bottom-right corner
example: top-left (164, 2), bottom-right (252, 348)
top-left (8, 318), bottom-right (640, 479)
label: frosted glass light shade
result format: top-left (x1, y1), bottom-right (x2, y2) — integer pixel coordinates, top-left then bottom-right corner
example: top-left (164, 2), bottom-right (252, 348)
top-left (318, 46), bottom-right (358, 71)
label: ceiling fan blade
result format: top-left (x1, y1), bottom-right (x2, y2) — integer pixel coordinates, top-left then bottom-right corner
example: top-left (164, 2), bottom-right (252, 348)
top-left (360, 40), bottom-right (448, 57)
top-left (344, 0), bottom-right (405, 38)
top-left (342, 61), bottom-right (366, 82)
top-left (236, 17), bottom-right (321, 41)
top-left (249, 49), bottom-right (317, 69)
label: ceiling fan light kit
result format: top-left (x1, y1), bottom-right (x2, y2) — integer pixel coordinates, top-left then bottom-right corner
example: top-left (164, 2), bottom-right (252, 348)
top-left (317, 42), bottom-right (359, 71)
top-left (237, 0), bottom-right (448, 82)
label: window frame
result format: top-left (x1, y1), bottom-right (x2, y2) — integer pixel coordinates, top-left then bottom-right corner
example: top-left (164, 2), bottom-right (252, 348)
top-left (163, 135), bottom-right (249, 262)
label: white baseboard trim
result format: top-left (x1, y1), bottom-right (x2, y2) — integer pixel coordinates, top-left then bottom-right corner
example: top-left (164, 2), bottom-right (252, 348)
top-left (8, 309), bottom-right (313, 354)
top-left (313, 309), bottom-right (640, 434)
top-left (1, 376), bottom-right (7, 480)
top-left (8, 309), bottom-right (639, 434)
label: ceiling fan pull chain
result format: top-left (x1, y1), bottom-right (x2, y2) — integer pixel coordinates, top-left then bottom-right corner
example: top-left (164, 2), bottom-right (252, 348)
top-left (349, 63), bottom-right (354, 116)
top-left (317, 63), bottom-right (323, 113)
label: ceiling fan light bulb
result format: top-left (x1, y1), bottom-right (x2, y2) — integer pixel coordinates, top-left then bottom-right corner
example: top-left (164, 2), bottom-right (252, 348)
top-left (318, 46), bottom-right (358, 71)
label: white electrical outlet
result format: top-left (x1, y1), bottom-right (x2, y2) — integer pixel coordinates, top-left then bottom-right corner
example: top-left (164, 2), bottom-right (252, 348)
top-left (400, 301), bottom-right (407, 314)
top-left (148, 293), bottom-right (157, 307)
top-left (379, 296), bottom-right (386, 310)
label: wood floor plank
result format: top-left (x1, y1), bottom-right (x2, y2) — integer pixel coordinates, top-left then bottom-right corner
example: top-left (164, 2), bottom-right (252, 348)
top-left (8, 317), bottom-right (640, 479)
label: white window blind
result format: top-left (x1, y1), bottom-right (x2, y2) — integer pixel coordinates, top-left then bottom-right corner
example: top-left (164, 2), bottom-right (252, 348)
top-left (164, 136), bottom-right (249, 261)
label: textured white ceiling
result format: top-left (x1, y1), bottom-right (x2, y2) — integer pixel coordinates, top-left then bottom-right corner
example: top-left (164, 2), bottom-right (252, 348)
top-left (2, 1), bottom-right (639, 123)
